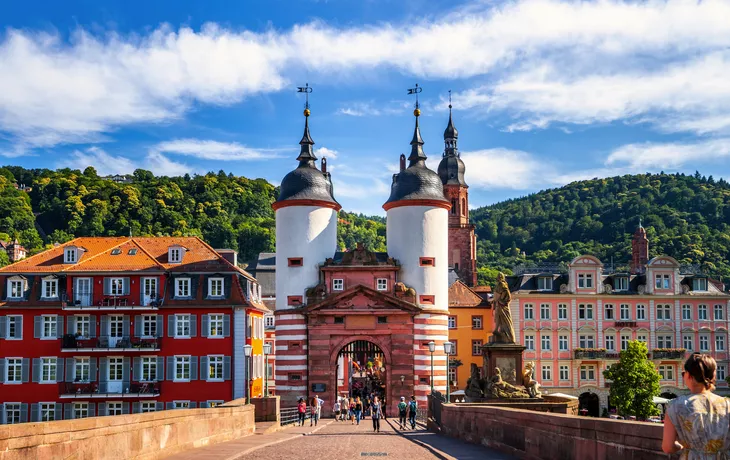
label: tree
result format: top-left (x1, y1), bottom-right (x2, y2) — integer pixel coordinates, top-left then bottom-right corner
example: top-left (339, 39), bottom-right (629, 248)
top-left (603, 340), bottom-right (660, 419)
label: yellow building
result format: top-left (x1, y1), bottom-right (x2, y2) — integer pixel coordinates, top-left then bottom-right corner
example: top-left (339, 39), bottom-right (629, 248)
top-left (447, 281), bottom-right (492, 394)
top-left (247, 307), bottom-right (266, 398)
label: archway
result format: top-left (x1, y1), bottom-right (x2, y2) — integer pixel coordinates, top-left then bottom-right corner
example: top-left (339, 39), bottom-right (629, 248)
top-left (579, 392), bottom-right (600, 417)
top-left (336, 340), bottom-right (387, 406)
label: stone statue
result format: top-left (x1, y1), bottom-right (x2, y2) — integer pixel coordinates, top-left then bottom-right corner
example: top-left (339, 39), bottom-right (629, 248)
top-left (522, 362), bottom-right (541, 398)
top-left (492, 273), bottom-right (516, 344)
top-left (465, 363), bottom-right (483, 400)
top-left (485, 367), bottom-right (529, 399)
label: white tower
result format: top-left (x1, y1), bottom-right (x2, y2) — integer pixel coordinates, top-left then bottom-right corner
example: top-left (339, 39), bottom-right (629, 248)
top-left (272, 103), bottom-right (340, 404)
top-left (383, 101), bottom-right (450, 402)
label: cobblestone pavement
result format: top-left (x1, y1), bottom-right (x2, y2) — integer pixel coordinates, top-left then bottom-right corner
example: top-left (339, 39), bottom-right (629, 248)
top-left (241, 417), bottom-right (515, 460)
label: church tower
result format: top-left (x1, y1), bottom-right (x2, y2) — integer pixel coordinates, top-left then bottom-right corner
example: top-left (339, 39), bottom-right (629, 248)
top-left (631, 219), bottom-right (649, 274)
top-left (272, 93), bottom-right (340, 405)
top-left (437, 100), bottom-right (477, 286)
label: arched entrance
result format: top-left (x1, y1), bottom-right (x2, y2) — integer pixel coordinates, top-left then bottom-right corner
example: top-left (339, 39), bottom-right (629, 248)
top-left (579, 392), bottom-right (600, 417)
top-left (336, 340), bottom-right (387, 405)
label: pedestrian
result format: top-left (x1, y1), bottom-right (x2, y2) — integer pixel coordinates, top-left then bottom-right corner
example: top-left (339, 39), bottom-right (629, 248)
top-left (310, 395), bottom-right (321, 427)
top-left (408, 395), bottom-right (418, 430)
top-left (355, 397), bottom-right (363, 425)
top-left (398, 396), bottom-right (408, 429)
top-left (297, 398), bottom-right (307, 426)
top-left (371, 396), bottom-right (383, 433)
top-left (663, 353), bottom-right (730, 456)
top-left (349, 398), bottom-right (356, 424)
top-left (333, 399), bottom-right (341, 421)
top-left (340, 396), bottom-right (349, 421)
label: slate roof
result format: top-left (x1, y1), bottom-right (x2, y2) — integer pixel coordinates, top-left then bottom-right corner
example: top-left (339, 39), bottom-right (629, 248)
top-left (246, 252), bottom-right (276, 297)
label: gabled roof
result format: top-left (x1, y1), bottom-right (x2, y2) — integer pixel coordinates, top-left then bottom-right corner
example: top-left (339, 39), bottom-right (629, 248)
top-left (302, 284), bottom-right (420, 314)
top-left (448, 279), bottom-right (487, 308)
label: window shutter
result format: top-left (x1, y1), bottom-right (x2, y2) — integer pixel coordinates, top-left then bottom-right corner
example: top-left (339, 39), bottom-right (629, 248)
top-left (223, 315), bottom-right (230, 337)
top-left (65, 358), bottom-right (75, 382)
top-left (133, 357), bottom-right (141, 381)
top-left (122, 402), bottom-right (130, 415)
top-left (225, 275), bottom-right (233, 299)
top-left (23, 277), bottom-right (32, 300)
top-left (33, 316), bottom-right (41, 338)
top-left (201, 315), bottom-right (209, 338)
top-left (166, 357), bottom-right (174, 381)
top-left (98, 403), bottom-right (106, 417)
top-left (0, 405), bottom-right (4, 425)
top-left (0, 316), bottom-right (6, 339)
top-left (200, 401), bottom-right (209, 409)
top-left (88, 403), bottom-right (95, 418)
top-left (134, 316), bottom-right (142, 338)
top-left (100, 315), bottom-right (109, 339)
top-left (189, 402), bottom-right (197, 409)
top-left (156, 357), bottom-right (165, 381)
top-left (54, 403), bottom-right (62, 421)
top-left (122, 357), bottom-right (130, 384)
top-left (224, 356), bottom-right (231, 381)
top-left (200, 356), bottom-right (209, 381)
top-left (0, 359), bottom-right (4, 383)
top-left (67, 316), bottom-right (77, 335)
top-left (202, 276), bottom-right (209, 299)
top-left (55, 358), bottom-right (64, 382)
top-left (89, 315), bottom-right (97, 338)
top-left (122, 315), bottom-right (130, 337)
top-left (132, 402), bottom-right (141, 414)
top-left (190, 314), bottom-right (197, 337)
top-left (21, 358), bottom-right (29, 383)
top-left (99, 358), bottom-right (108, 383)
top-left (191, 276), bottom-right (199, 300)
top-left (166, 402), bottom-right (175, 410)
top-left (32, 358), bottom-right (40, 383)
top-left (30, 403), bottom-right (39, 422)
top-left (64, 403), bottom-right (73, 420)
top-left (20, 403), bottom-right (28, 423)
top-left (167, 315), bottom-right (175, 338)
top-left (56, 316), bottom-right (64, 338)
top-left (90, 358), bottom-right (97, 382)
top-left (190, 357), bottom-right (198, 380)
top-left (123, 278), bottom-right (130, 295)
top-left (156, 315), bottom-right (163, 338)
top-left (103, 278), bottom-right (111, 295)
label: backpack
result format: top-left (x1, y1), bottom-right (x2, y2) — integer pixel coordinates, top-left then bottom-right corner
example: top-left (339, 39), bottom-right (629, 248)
top-left (408, 400), bottom-right (417, 413)
top-left (398, 402), bottom-right (407, 414)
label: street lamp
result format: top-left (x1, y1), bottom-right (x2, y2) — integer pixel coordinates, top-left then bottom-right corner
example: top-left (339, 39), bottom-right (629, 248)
top-left (263, 342), bottom-right (272, 397)
top-left (427, 341), bottom-right (436, 393)
top-left (443, 342), bottom-right (454, 403)
top-left (243, 344), bottom-right (253, 404)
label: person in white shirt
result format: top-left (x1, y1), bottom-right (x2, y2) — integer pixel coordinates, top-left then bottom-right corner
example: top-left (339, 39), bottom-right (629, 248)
top-left (333, 400), bottom-right (341, 421)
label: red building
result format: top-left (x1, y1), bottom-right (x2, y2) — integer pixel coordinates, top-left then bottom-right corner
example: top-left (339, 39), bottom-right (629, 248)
top-left (0, 236), bottom-right (267, 424)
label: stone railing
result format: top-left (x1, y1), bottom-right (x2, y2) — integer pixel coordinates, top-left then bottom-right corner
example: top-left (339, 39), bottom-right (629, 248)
top-left (0, 398), bottom-right (254, 460)
top-left (435, 403), bottom-right (669, 459)
top-left (652, 349), bottom-right (686, 360)
top-left (574, 349), bottom-right (607, 359)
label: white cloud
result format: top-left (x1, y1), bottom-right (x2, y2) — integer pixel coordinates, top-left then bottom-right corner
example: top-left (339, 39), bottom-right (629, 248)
top-left (461, 148), bottom-right (549, 190)
top-left (606, 138), bottom-right (730, 170)
top-left (56, 146), bottom-right (193, 177)
top-left (315, 147), bottom-right (338, 159)
top-left (336, 101), bottom-right (410, 117)
top-left (153, 139), bottom-right (284, 161)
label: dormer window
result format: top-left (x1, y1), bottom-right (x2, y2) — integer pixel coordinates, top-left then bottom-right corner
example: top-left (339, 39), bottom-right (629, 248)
top-left (537, 277), bottom-right (552, 291)
top-left (7, 276), bottom-right (26, 299)
top-left (169, 246), bottom-right (183, 264)
top-left (578, 273), bottom-right (593, 288)
top-left (615, 276), bottom-right (629, 291)
top-left (65, 246), bottom-right (78, 264)
top-left (693, 278), bottom-right (708, 292)
top-left (655, 274), bottom-right (671, 289)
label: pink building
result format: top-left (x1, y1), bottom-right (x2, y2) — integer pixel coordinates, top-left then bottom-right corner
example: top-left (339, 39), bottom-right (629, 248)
top-left (509, 224), bottom-right (730, 415)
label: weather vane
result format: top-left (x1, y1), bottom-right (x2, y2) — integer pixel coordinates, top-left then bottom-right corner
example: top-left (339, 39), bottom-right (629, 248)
top-left (448, 89), bottom-right (452, 110)
top-left (407, 83), bottom-right (422, 116)
top-left (297, 83), bottom-right (313, 115)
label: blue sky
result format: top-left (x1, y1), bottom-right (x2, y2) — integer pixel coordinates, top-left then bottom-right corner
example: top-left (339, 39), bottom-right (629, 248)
top-left (2, 0), bottom-right (730, 215)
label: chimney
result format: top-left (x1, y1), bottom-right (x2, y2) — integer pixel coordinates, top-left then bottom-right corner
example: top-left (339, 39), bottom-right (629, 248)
top-left (399, 154), bottom-right (406, 171)
top-left (321, 157), bottom-right (327, 173)
top-left (216, 249), bottom-right (238, 267)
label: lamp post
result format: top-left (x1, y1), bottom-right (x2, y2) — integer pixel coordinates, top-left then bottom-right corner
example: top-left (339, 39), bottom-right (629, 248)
top-left (427, 341), bottom-right (436, 393)
top-left (263, 342), bottom-right (272, 397)
top-left (243, 344), bottom-right (253, 404)
top-left (443, 341), bottom-right (454, 403)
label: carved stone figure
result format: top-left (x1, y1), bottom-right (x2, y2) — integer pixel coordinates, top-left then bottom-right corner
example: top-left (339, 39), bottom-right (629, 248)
top-left (522, 362), bottom-right (541, 398)
top-left (492, 273), bottom-right (516, 344)
top-left (559, 284), bottom-right (569, 294)
top-left (485, 367), bottom-right (529, 399)
top-left (637, 284), bottom-right (646, 295)
top-left (465, 363), bottom-right (483, 399)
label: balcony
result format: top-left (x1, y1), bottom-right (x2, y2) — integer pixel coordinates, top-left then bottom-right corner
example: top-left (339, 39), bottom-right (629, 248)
top-left (652, 349), bottom-right (686, 360)
top-left (61, 335), bottom-right (160, 352)
top-left (59, 381), bottom-right (161, 399)
top-left (62, 294), bottom-right (161, 311)
top-left (574, 348), bottom-right (607, 359)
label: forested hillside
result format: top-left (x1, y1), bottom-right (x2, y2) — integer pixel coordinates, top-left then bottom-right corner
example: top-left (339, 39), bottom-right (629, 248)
top-left (0, 167), bottom-right (728, 285)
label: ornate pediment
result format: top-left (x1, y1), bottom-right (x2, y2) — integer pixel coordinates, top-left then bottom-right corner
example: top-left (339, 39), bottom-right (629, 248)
top-left (303, 284), bottom-right (420, 314)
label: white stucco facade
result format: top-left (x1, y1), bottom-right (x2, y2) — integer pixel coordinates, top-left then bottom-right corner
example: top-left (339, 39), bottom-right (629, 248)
top-left (275, 205), bottom-right (338, 310)
top-left (386, 205), bottom-right (449, 310)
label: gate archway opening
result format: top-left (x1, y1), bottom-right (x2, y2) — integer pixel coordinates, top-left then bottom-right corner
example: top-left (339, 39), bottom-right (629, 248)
top-left (336, 340), bottom-right (387, 403)
top-left (579, 392), bottom-right (600, 417)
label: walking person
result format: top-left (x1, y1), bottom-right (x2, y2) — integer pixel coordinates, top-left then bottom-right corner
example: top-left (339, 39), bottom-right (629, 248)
top-left (310, 395), bottom-right (322, 427)
top-left (398, 396), bottom-right (408, 429)
top-left (349, 398), bottom-right (356, 425)
top-left (354, 397), bottom-right (363, 426)
top-left (371, 396), bottom-right (383, 433)
top-left (297, 398), bottom-right (307, 426)
top-left (663, 353), bottom-right (730, 457)
top-left (408, 396), bottom-right (418, 430)
top-left (333, 399), bottom-right (341, 421)
top-left (340, 396), bottom-right (349, 421)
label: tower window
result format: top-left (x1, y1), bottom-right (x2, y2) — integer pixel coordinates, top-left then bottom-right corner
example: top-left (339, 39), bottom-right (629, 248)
top-left (287, 296), bottom-right (303, 306)
top-left (419, 295), bottom-right (435, 305)
top-left (461, 198), bottom-right (466, 214)
top-left (377, 316), bottom-right (387, 324)
top-left (419, 257), bottom-right (435, 267)
top-left (451, 199), bottom-right (457, 215)
top-left (334, 317), bottom-right (344, 324)
top-left (288, 257), bottom-right (303, 267)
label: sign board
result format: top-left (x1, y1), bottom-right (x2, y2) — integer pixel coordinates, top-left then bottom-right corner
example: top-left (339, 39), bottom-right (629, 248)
top-left (311, 383), bottom-right (326, 393)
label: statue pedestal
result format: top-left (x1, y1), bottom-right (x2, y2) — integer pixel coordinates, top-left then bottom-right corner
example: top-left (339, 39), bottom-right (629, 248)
top-left (482, 342), bottom-right (526, 386)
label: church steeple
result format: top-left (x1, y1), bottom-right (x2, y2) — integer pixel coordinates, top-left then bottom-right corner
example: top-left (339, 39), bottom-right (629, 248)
top-left (443, 91), bottom-right (458, 156)
top-left (408, 86), bottom-right (427, 165)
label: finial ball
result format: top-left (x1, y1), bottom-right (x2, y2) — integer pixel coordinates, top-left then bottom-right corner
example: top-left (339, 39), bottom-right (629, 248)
top-left (304, 108), bottom-right (311, 117)
top-left (413, 108), bottom-right (421, 117)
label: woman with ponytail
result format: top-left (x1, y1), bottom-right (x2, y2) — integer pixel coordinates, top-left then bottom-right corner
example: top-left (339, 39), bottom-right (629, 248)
top-left (663, 353), bottom-right (730, 458)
